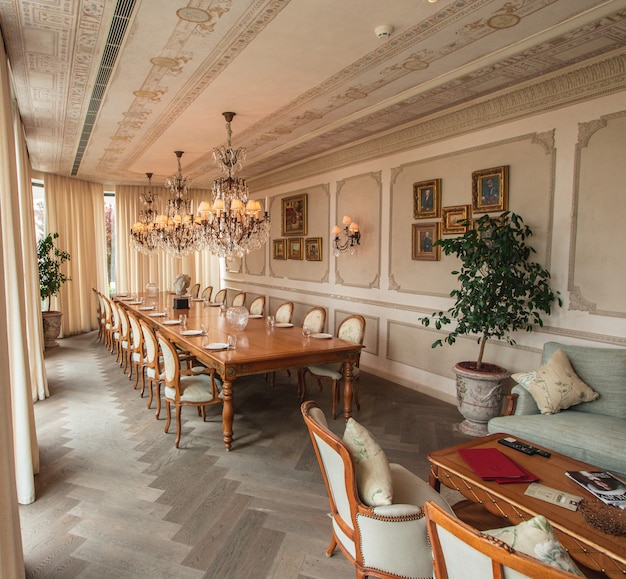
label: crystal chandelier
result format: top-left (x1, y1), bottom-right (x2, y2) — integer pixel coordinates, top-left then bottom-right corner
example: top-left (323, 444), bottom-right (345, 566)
top-left (130, 113), bottom-right (269, 259)
top-left (200, 111), bottom-right (270, 258)
top-left (130, 172), bottom-right (161, 255)
top-left (130, 151), bottom-right (202, 257)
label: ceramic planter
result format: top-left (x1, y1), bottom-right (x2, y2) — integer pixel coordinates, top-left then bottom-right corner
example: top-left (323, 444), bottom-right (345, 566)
top-left (42, 310), bottom-right (63, 349)
top-left (454, 361), bottom-right (510, 437)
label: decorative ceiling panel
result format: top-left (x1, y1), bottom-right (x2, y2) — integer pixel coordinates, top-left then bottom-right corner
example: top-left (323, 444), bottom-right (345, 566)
top-left (1, 0), bottom-right (625, 188)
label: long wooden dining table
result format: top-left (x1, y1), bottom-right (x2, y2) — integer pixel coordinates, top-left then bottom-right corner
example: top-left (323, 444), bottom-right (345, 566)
top-left (115, 293), bottom-right (363, 450)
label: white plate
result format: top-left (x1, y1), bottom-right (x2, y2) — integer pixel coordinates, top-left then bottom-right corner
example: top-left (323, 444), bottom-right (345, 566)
top-left (138, 306), bottom-right (155, 311)
top-left (275, 322), bottom-right (293, 328)
top-left (248, 314), bottom-right (263, 319)
top-left (204, 342), bottom-right (229, 350)
top-left (148, 312), bottom-right (166, 317)
top-left (311, 333), bottom-right (333, 339)
top-left (162, 320), bottom-right (181, 325)
top-left (127, 301), bottom-right (142, 305)
top-left (208, 302), bottom-right (222, 307)
top-left (181, 329), bottom-right (203, 336)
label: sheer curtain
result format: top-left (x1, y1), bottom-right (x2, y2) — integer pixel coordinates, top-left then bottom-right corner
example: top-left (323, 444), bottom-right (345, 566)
top-left (44, 174), bottom-right (108, 336)
top-left (0, 31), bottom-right (26, 575)
top-left (116, 185), bottom-right (220, 295)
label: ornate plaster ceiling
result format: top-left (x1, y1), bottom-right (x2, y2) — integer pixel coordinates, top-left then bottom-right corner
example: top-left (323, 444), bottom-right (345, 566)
top-left (1, 0), bottom-right (626, 188)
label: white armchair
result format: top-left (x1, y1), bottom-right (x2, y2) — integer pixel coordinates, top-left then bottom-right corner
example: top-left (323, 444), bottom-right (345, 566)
top-left (301, 400), bottom-right (454, 579)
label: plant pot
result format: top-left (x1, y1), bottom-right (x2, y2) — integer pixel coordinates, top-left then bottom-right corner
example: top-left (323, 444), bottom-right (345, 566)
top-left (42, 310), bottom-right (63, 349)
top-left (454, 361), bottom-right (510, 437)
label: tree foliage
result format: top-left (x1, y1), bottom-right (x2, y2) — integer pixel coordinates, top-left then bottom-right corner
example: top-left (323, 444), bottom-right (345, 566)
top-left (37, 232), bottom-right (71, 312)
top-left (421, 212), bottom-right (561, 369)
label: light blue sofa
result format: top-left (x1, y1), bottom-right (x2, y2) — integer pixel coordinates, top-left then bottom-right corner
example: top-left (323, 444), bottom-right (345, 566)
top-left (488, 342), bottom-right (626, 476)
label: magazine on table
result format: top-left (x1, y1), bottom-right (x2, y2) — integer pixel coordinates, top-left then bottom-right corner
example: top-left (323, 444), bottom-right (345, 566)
top-left (565, 470), bottom-right (626, 509)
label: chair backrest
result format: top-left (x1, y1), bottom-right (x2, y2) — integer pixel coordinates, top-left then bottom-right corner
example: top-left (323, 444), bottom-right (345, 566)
top-left (302, 307), bottom-right (326, 333)
top-left (423, 501), bottom-right (582, 579)
top-left (110, 301), bottom-right (121, 331)
top-left (201, 285), bottom-right (213, 301)
top-left (118, 305), bottom-right (130, 341)
top-left (214, 289), bottom-right (227, 305)
top-left (156, 332), bottom-right (181, 398)
top-left (127, 311), bottom-right (142, 353)
top-left (274, 301), bottom-right (294, 323)
top-left (189, 283), bottom-right (200, 298)
top-left (232, 291), bottom-right (246, 307)
top-left (249, 296), bottom-right (265, 315)
top-left (301, 400), bottom-right (359, 548)
top-left (139, 319), bottom-right (160, 373)
top-left (102, 296), bottom-right (113, 325)
top-left (337, 314), bottom-right (365, 345)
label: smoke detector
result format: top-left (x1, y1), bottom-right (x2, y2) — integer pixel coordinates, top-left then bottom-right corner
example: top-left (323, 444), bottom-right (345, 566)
top-left (374, 24), bottom-right (394, 38)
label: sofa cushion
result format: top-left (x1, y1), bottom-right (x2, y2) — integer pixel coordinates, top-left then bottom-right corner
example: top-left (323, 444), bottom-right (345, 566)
top-left (343, 418), bottom-right (393, 507)
top-left (486, 516), bottom-right (584, 576)
top-left (512, 349), bottom-right (599, 415)
top-left (488, 411), bottom-right (626, 476)
top-left (542, 342), bottom-right (626, 419)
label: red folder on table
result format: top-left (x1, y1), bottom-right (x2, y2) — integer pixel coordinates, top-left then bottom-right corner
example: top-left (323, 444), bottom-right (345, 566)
top-left (458, 448), bottom-right (531, 481)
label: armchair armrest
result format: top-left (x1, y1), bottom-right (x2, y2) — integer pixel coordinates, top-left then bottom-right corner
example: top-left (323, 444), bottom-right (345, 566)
top-left (510, 385), bottom-right (540, 416)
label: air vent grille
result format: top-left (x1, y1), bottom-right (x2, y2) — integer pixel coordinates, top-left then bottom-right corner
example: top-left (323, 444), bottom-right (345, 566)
top-left (71, 0), bottom-right (137, 175)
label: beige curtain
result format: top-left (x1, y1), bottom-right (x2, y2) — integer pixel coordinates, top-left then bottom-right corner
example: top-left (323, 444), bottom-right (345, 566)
top-left (116, 185), bottom-right (220, 294)
top-left (0, 31), bottom-right (27, 575)
top-left (44, 174), bottom-right (108, 336)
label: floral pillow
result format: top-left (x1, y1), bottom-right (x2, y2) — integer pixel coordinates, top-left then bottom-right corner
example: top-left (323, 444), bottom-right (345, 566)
top-left (343, 418), bottom-right (393, 506)
top-left (512, 348), bottom-right (599, 414)
top-left (486, 515), bottom-right (584, 575)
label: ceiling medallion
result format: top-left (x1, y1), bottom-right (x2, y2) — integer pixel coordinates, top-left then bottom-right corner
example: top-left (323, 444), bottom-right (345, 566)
top-left (403, 59), bottom-right (429, 71)
top-left (176, 7), bottom-right (211, 23)
top-left (150, 56), bottom-right (180, 68)
top-left (487, 14), bottom-right (521, 30)
top-left (133, 90), bottom-right (158, 99)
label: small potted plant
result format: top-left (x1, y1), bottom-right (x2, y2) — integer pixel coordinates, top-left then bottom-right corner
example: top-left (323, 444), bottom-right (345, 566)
top-left (38, 232), bottom-right (71, 348)
top-left (421, 212), bottom-right (561, 436)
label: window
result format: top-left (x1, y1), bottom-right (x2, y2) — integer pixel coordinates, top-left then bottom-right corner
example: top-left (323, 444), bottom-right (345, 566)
top-left (104, 192), bottom-right (116, 293)
top-left (32, 180), bottom-right (45, 241)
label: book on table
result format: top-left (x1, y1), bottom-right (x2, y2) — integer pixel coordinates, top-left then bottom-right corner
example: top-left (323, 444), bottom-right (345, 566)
top-left (565, 470), bottom-right (626, 509)
top-left (458, 448), bottom-right (538, 483)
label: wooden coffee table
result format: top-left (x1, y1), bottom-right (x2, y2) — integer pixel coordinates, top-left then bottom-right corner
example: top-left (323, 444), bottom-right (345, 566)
top-left (428, 433), bottom-right (626, 577)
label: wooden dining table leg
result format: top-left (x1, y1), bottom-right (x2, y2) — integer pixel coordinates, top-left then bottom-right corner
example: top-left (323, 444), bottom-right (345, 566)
top-left (341, 360), bottom-right (354, 422)
top-left (222, 377), bottom-right (234, 450)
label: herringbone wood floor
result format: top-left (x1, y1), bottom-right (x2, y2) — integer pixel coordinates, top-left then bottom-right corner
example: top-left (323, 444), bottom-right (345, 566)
top-left (19, 331), bottom-right (472, 579)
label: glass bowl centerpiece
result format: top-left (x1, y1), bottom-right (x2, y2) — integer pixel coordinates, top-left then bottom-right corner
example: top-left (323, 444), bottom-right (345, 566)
top-left (226, 306), bottom-right (249, 331)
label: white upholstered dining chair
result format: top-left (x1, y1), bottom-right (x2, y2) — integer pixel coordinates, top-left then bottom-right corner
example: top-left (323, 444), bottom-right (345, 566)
top-left (189, 283), bottom-right (200, 298)
top-left (274, 301), bottom-right (294, 323)
top-left (301, 401), bottom-right (453, 579)
top-left (249, 296), bottom-right (265, 315)
top-left (300, 314), bottom-right (365, 418)
top-left (232, 291), bottom-right (246, 307)
top-left (213, 288), bottom-right (227, 305)
top-left (157, 332), bottom-right (222, 448)
top-left (200, 285), bottom-right (213, 301)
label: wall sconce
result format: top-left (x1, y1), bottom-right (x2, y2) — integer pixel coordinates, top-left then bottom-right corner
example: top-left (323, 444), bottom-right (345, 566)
top-left (332, 215), bottom-right (361, 256)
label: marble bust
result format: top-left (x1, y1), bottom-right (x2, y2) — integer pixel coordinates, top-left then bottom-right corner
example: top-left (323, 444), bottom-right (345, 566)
top-left (173, 274), bottom-right (191, 296)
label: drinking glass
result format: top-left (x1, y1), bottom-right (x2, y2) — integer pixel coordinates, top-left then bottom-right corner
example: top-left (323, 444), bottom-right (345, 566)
top-left (179, 313), bottom-right (187, 328)
top-left (302, 327), bottom-right (312, 339)
top-left (200, 323), bottom-right (208, 336)
top-left (266, 315), bottom-right (275, 329)
top-left (227, 334), bottom-right (237, 350)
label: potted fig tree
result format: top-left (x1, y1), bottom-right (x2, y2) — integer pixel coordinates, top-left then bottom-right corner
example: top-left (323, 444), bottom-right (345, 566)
top-left (38, 232), bottom-right (71, 348)
top-left (421, 212), bottom-right (561, 436)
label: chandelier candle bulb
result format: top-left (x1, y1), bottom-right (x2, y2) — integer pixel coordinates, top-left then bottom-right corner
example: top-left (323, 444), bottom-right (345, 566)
top-left (342, 215), bottom-right (352, 226)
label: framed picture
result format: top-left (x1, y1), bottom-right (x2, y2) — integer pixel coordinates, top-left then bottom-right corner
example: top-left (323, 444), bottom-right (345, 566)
top-left (472, 166), bottom-right (509, 213)
top-left (282, 193), bottom-right (308, 236)
top-left (413, 179), bottom-right (441, 219)
top-left (272, 239), bottom-right (286, 260)
top-left (287, 237), bottom-right (303, 260)
top-left (412, 223), bottom-right (440, 261)
top-left (305, 237), bottom-right (322, 261)
top-left (442, 205), bottom-right (471, 235)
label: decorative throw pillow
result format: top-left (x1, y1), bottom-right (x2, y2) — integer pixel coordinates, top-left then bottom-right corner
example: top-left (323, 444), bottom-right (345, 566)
top-left (343, 418), bottom-right (393, 507)
top-left (512, 348), bottom-right (599, 414)
top-left (486, 515), bottom-right (584, 576)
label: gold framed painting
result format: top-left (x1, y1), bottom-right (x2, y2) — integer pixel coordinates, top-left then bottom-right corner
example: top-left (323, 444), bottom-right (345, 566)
top-left (305, 237), bottom-right (322, 261)
top-left (281, 193), bottom-right (308, 236)
top-left (272, 239), bottom-right (286, 260)
top-left (287, 237), bottom-right (303, 260)
top-left (442, 205), bottom-right (471, 235)
top-left (412, 223), bottom-right (440, 261)
top-left (413, 179), bottom-right (441, 219)
top-left (472, 166), bottom-right (509, 213)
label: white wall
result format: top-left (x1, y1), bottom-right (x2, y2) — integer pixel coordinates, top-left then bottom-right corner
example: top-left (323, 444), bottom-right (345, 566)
top-left (227, 90), bottom-right (626, 405)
